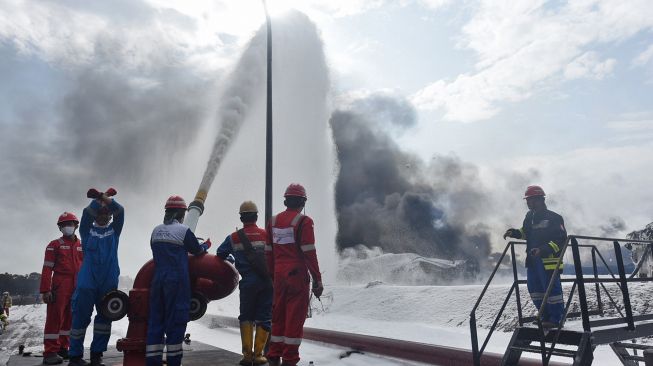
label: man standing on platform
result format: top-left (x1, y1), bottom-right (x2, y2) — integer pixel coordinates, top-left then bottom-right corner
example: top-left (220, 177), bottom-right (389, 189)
top-left (504, 185), bottom-right (567, 328)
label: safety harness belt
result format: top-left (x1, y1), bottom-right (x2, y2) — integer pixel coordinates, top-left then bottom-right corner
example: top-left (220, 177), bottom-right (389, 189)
top-left (237, 229), bottom-right (271, 281)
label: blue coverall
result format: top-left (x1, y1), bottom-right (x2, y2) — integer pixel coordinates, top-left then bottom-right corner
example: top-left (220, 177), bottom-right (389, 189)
top-left (520, 208), bottom-right (567, 325)
top-left (216, 223), bottom-right (272, 331)
top-left (146, 220), bottom-right (207, 366)
top-left (69, 199), bottom-right (124, 358)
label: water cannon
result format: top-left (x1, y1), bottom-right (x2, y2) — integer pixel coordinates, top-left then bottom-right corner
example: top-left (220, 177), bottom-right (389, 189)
top-left (185, 189), bottom-right (207, 232)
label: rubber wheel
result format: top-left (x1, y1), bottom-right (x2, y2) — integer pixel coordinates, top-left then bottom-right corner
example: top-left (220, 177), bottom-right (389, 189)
top-left (99, 290), bottom-right (129, 321)
top-left (189, 292), bottom-right (208, 321)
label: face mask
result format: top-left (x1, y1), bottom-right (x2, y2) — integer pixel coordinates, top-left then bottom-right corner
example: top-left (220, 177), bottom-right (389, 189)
top-left (60, 226), bottom-right (76, 236)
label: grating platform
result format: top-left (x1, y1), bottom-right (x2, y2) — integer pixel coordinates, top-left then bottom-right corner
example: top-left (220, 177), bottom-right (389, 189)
top-left (6, 342), bottom-right (241, 366)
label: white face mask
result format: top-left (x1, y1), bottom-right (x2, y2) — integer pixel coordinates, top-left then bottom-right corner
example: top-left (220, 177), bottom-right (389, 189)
top-left (60, 226), bottom-right (76, 236)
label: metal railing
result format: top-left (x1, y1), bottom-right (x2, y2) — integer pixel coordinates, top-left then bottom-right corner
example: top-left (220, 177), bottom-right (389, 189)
top-left (470, 235), bottom-right (653, 366)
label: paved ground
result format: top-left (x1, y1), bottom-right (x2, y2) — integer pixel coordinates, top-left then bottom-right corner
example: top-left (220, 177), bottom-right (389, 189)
top-left (6, 342), bottom-right (241, 366)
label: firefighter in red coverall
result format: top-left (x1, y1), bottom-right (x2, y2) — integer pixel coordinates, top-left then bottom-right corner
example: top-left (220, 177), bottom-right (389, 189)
top-left (266, 184), bottom-right (324, 366)
top-left (40, 212), bottom-right (84, 365)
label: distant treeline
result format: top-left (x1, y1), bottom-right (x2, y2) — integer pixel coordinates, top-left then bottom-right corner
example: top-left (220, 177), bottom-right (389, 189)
top-left (0, 272), bottom-right (41, 299)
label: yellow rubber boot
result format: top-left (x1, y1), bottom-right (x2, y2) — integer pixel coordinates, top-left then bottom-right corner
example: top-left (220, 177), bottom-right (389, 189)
top-left (239, 322), bottom-right (254, 366)
top-left (253, 325), bottom-right (269, 365)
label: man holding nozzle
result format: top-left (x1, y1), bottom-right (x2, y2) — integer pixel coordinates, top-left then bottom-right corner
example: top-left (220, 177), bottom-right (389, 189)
top-left (504, 185), bottom-right (567, 328)
top-left (40, 212), bottom-right (83, 365)
top-left (266, 184), bottom-right (323, 366)
top-left (146, 196), bottom-right (211, 366)
top-left (69, 188), bottom-right (124, 366)
top-left (216, 201), bottom-right (272, 366)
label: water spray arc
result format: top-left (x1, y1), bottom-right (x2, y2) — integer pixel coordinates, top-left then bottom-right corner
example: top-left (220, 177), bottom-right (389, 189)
top-left (184, 5), bottom-right (273, 231)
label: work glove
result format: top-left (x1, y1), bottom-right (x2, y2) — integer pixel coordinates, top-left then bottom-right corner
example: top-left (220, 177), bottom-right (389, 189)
top-left (87, 188), bottom-right (102, 199)
top-left (312, 281), bottom-right (324, 298)
top-left (41, 292), bottom-right (53, 304)
top-left (200, 238), bottom-right (211, 252)
top-left (105, 187), bottom-right (117, 196)
top-left (503, 228), bottom-right (521, 240)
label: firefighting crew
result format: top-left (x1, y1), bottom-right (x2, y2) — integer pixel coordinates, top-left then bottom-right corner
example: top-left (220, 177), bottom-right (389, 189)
top-left (216, 201), bottom-right (273, 366)
top-left (266, 184), bottom-right (324, 366)
top-left (2, 291), bottom-right (11, 316)
top-left (41, 212), bottom-right (84, 365)
top-left (69, 188), bottom-right (124, 366)
top-left (504, 185), bottom-right (567, 328)
top-left (146, 196), bottom-right (210, 366)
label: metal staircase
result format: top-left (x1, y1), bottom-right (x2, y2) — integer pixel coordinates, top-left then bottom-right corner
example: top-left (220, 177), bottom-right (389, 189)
top-left (503, 327), bottom-right (592, 365)
top-left (470, 235), bottom-right (653, 366)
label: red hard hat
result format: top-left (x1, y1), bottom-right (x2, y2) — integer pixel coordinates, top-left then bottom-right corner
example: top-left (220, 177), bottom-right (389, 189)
top-left (284, 183), bottom-right (307, 199)
top-left (165, 195), bottom-right (187, 209)
top-left (57, 212), bottom-right (79, 225)
top-left (524, 185), bottom-right (546, 199)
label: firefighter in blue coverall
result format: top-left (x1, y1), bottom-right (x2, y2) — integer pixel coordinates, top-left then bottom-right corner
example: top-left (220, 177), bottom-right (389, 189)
top-left (504, 185), bottom-right (567, 328)
top-left (216, 201), bottom-right (272, 366)
top-left (69, 188), bottom-right (124, 366)
top-left (145, 196), bottom-right (210, 366)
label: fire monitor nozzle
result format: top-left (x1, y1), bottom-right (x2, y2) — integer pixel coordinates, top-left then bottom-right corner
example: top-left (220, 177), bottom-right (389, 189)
top-left (185, 189), bottom-right (207, 232)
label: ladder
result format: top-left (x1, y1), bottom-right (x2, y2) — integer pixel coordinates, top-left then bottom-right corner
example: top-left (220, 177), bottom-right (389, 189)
top-left (502, 327), bottom-right (593, 365)
top-left (610, 341), bottom-right (653, 366)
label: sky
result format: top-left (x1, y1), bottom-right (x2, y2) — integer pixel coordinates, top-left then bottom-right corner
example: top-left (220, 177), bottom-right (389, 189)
top-left (0, 0), bottom-right (652, 276)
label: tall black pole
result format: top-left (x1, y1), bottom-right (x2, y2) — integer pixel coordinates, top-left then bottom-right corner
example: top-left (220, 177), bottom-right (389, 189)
top-left (263, 0), bottom-right (273, 225)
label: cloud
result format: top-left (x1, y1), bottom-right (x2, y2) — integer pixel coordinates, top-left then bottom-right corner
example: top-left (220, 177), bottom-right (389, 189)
top-left (0, 0), bottom-right (233, 73)
top-left (606, 111), bottom-right (653, 142)
top-left (633, 44), bottom-right (653, 67)
top-left (309, 0), bottom-right (386, 17)
top-left (564, 52), bottom-right (616, 80)
top-left (412, 0), bottom-right (653, 122)
top-left (415, 0), bottom-right (453, 11)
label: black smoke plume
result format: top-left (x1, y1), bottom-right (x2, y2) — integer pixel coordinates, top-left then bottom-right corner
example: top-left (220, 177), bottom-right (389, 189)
top-left (330, 93), bottom-right (491, 262)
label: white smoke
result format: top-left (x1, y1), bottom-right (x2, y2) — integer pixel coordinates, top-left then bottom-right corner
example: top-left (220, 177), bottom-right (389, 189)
top-left (194, 11), bottom-right (339, 283)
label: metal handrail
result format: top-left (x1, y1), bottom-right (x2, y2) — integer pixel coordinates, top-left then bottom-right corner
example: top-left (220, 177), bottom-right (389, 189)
top-left (535, 235), bottom-right (653, 364)
top-left (470, 241), bottom-right (524, 366)
top-left (470, 241), bottom-right (522, 314)
top-left (470, 235), bottom-right (653, 366)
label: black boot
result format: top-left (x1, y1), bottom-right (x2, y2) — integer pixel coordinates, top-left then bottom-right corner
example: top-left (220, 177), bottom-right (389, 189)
top-left (268, 356), bottom-right (280, 366)
top-left (68, 356), bottom-right (89, 366)
top-left (57, 349), bottom-right (69, 360)
top-left (43, 353), bottom-right (63, 365)
top-left (90, 353), bottom-right (104, 366)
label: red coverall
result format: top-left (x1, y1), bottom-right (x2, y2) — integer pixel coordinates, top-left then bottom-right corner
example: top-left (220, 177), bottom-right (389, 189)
top-left (40, 236), bottom-right (83, 355)
top-left (266, 209), bottom-right (321, 365)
